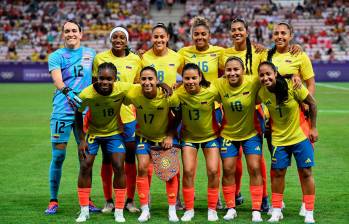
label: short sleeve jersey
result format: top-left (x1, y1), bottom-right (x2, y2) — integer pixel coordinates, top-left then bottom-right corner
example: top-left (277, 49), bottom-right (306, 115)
top-left (92, 50), bottom-right (142, 124)
top-left (178, 45), bottom-right (224, 82)
top-left (214, 77), bottom-right (260, 141)
top-left (258, 79), bottom-right (309, 146)
top-left (221, 46), bottom-right (263, 80)
top-left (173, 85), bottom-right (219, 143)
top-left (141, 48), bottom-right (184, 86)
top-left (124, 86), bottom-right (178, 142)
top-left (78, 82), bottom-right (133, 137)
top-left (48, 47), bottom-right (96, 119)
top-left (263, 51), bottom-right (315, 81)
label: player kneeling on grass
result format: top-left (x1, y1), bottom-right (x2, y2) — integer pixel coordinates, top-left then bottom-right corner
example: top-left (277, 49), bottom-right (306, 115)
top-left (124, 66), bottom-right (180, 222)
top-left (257, 61), bottom-right (318, 223)
top-left (75, 62), bottom-right (135, 223)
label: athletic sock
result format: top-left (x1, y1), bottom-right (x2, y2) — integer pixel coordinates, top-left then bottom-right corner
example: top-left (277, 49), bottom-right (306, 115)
top-left (222, 184), bottom-right (236, 208)
top-left (125, 162), bottom-right (137, 200)
top-left (250, 185), bottom-right (263, 210)
top-left (166, 175), bottom-right (178, 205)
top-left (235, 146), bottom-right (243, 196)
top-left (136, 176), bottom-right (149, 206)
top-left (114, 188), bottom-right (127, 209)
top-left (78, 188), bottom-right (91, 206)
top-left (207, 188), bottom-right (219, 210)
top-left (49, 145), bottom-right (66, 200)
top-left (303, 194), bottom-right (315, 211)
top-left (101, 163), bottom-right (113, 201)
top-left (272, 193), bottom-right (283, 208)
top-left (182, 187), bottom-right (195, 210)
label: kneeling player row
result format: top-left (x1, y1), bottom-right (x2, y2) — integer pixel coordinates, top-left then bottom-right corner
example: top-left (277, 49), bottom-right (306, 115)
top-left (74, 60), bottom-right (317, 223)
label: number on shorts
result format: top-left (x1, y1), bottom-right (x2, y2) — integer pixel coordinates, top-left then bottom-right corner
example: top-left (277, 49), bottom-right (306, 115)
top-left (55, 121), bottom-right (65, 134)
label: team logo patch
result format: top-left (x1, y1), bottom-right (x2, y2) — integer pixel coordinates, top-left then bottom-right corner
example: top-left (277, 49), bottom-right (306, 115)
top-left (151, 147), bottom-right (180, 181)
top-left (305, 158), bottom-right (312, 163)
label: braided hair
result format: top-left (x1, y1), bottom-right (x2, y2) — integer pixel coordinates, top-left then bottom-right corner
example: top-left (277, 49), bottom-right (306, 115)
top-left (98, 62), bottom-right (118, 80)
top-left (258, 61), bottom-right (288, 105)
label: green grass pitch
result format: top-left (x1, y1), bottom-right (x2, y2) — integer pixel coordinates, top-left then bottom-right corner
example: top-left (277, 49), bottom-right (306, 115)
top-left (0, 83), bottom-right (348, 223)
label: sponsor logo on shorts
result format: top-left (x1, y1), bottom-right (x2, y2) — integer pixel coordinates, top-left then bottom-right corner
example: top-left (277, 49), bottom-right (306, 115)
top-left (210, 142), bottom-right (218, 147)
top-left (118, 144), bottom-right (125, 149)
top-left (255, 146), bottom-right (261, 151)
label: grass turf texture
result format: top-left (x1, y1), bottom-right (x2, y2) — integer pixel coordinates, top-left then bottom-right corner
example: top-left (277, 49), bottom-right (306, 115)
top-left (0, 83), bottom-right (348, 223)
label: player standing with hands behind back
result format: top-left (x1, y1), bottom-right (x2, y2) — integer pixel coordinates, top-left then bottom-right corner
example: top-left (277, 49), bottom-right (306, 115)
top-left (45, 20), bottom-right (97, 215)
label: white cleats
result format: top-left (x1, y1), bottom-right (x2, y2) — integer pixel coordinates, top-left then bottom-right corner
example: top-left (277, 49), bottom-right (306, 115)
top-left (125, 201), bottom-right (140, 213)
top-left (304, 210), bottom-right (315, 223)
top-left (101, 201), bottom-right (114, 214)
top-left (207, 209), bottom-right (219, 222)
top-left (223, 208), bottom-right (237, 220)
top-left (138, 206), bottom-right (150, 222)
top-left (168, 205), bottom-right (179, 222)
top-left (252, 211), bottom-right (263, 222)
top-left (181, 209), bottom-right (194, 222)
top-left (299, 202), bottom-right (306, 216)
top-left (268, 201), bottom-right (286, 215)
top-left (76, 206), bottom-right (89, 223)
top-left (114, 208), bottom-right (125, 223)
top-left (268, 208), bottom-right (283, 222)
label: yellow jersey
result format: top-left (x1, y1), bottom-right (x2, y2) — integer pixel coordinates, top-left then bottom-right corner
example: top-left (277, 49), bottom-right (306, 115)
top-left (214, 77), bottom-right (260, 141)
top-left (221, 46), bottom-right (263, 80)
top-left (178, 45), bottom-right (224, 82)
top-left (263, 51), bottom-right (315, 81)
top-left (93, 50), bottom-right (142, 123)
top-left (172, 85), bottom-right (220, 143)
top-left (258, 79), bottom-right (309, 146)
top-left (141, 48), bottom-right (184, 86)
top-left (78, 82), bottom-right (134, 137)
top-left (124, 86), bottom-right (177, 142)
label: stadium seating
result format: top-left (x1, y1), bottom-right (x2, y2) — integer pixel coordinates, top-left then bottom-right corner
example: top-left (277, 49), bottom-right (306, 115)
top-left (0, 0), bottom-right (348, 61)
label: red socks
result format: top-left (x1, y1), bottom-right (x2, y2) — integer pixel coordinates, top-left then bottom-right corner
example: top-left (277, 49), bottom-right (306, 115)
top-left (207, 188), bottom-right (219, 210)
top-left (272, 193), bottom-right (283, 208)
top-left (222, 184), bottom-right (236, 208)
top-left (183, 187), bottom-right (195, 210)
top-left (303, 194), bottom-right (315, 211)
top-left (114, 188), bottom-right (127, 209)
top-left (250, 185), bottom-right (263, 210)
top-left (78, 188), bottom-right (91, 206)
top-left (137, 176), bottom-right (149, 206)
top-left (166, 175), bottom-right (178, 205)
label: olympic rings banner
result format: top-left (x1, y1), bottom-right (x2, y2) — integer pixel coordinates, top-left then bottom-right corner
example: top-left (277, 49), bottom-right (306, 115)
top-left (0, 61), bottom-right (349, 82)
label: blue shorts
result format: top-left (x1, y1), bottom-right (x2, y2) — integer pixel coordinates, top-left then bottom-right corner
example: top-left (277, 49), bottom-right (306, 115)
top-left (122, 120), bottom-right (136, 143)
top-left (50, 118), bottom-right (79, 144)
top-left (271, 138), bottom-right (315, 169)
top-left (87, 134), bottom-right (126, 155)
top-left (136, 136), bottom-right (180, 155)
top-left (219, 135), bottom-right (263, 159)
top-left (182, 138), bottom-right (220, 150)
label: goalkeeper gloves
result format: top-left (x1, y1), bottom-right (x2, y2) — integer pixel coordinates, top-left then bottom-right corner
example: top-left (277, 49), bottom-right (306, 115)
top-left (60, 87), bottom-right (82, 110)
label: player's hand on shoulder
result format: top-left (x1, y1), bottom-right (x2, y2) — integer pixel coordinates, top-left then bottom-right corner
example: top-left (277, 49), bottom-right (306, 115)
top-left (289, 44), bottom-right (303, 56)
top-left (61, 87), bottom-right (82, 110)
top-left (157, 82), bottom-right (173, 97)
top-left (292, 75), bottom-right (302, 89)
top-left (252, 42), bottom-right (267, 53)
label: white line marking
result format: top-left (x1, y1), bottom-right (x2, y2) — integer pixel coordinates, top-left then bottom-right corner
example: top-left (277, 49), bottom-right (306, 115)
top-left (319, 109), bottom-right (349, 113)
top-left (316, 83), bottom-right (349, 91)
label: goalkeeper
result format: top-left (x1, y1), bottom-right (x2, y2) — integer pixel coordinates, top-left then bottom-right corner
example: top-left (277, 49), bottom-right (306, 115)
top-left (44, 20), bottom-right (97, 215)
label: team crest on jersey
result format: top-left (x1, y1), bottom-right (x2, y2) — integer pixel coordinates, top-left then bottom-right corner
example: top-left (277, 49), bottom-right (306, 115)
top-left (265, 100), bottom-right (272, 106)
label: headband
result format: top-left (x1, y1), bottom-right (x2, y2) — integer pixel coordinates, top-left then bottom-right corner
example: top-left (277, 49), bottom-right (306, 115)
top-left (109, 27), bottom-right (129, 42)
